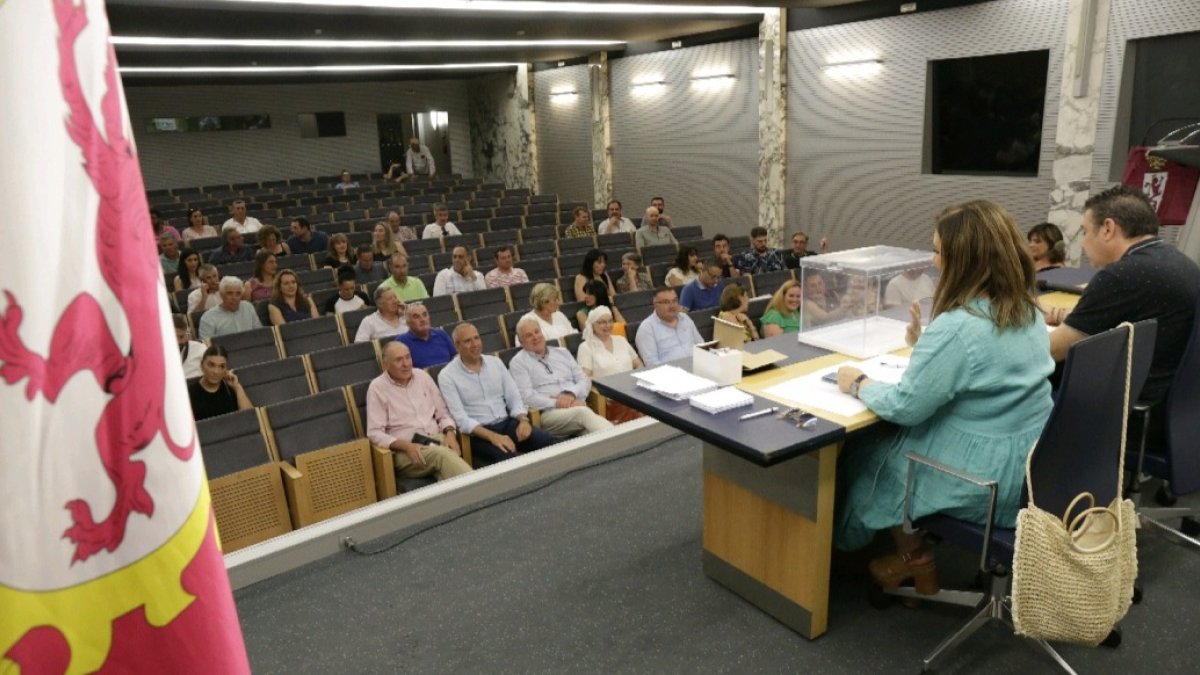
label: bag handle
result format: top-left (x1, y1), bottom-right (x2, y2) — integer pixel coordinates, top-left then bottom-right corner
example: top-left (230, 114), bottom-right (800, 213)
top-left (1066, 506), bottom-right (1121, 553)
top-left (1025, 322), bottom-right (1135, 510)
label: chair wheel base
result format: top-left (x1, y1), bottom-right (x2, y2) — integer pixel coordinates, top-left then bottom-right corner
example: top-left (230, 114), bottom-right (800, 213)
top-left (1101, 627), bottom-right (1122, 648)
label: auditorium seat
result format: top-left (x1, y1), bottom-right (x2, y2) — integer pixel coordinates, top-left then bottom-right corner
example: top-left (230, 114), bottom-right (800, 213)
top-left (672, 225), bottom-right (703, 241)
top-left (403, 238), bottom-right (442, 258)
top-left (727, 275), bottom-right (753, 294)
top-left (558, 236), bottom-right (596, 254)
top-left (491, 215), bottom-right (524, 231)
top-left (456, 287), bottom-right (510, 320)
top-left (747, 297), bottom-right (769, 326)
top-left (279, 315), bottom-right (344, 356)
top-left (750, 269), bottom-right (794, 297)
top-left (520, 258), bottom-right (559, 283)
top-left (557, 254), bottom-right (587, 280)
top-left (298, 268), bottom-right (335, 289)
top-left (640, 244), bottom-right (677, 267)
top-left (419, 294), bottom-right (459, 326)
top-left (237, 356), bottom-right (315, 405)
top-left (211, 326), bottom-right (282, 368)
top-left (614, 290), bottom-right (656, 324)
top-left (597, 232), bottom-right (632, 250)
top-left (472, 315), bottom-right (509, 354)
top-left (498, 345), bottom-right (522, 367)
top-left (481, 230), bottom-right (520, 248)
top-left (309, 341), bottom-right (381, 391)
top-left (456, 219), bottom-right (489, 235)
top-left (518, 240), bottom-right (557, 260)
top-left (417, 271), bottom-right (439, 291)
top-left (691, 311), bottom-right (716, 342)
top-left (310, 288), bottom-right (340, 314)
top-left (494, 205), bottom-right (525, 218)
top-left (524, 213), bottom-right (557, 228)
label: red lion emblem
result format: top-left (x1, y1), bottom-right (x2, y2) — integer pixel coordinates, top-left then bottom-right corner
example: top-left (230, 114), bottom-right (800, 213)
top-left (0, 0), bottom-right (194, 564)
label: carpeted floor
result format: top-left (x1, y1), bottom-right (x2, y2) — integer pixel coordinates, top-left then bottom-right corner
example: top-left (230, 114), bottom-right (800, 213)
top-left (235, 435), bottom-right (1200, 674)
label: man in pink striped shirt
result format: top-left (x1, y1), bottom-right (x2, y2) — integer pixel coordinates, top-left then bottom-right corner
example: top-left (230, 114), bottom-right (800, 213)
top-left (366, 342), bottom-right (473, 480)
top-left (484, 245), bottom-right (530, 289)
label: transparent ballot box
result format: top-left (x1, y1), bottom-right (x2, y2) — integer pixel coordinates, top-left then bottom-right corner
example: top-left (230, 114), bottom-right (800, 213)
top-left (797, 245), bottom-right (936, 358)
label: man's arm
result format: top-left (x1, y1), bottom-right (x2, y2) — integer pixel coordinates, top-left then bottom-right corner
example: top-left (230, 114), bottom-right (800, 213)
top-left (425, 150), bottom-right (436, 177)
top-left (635, 321), bottom-right (660, 366)
top-left (437, 368), bottom-right (481, 434)
top-left (564, 351), bottom-right (591, 400)
top-left (432, 269), bottom-right (449, 296)
top-left (365, 382), bottom-right (400, 449)
top-left (197, 311), bottom-right (215, 341)
top-left (1049, 324), bottom-right (1086, 362)
top-left (499, 366), bottom-right (529, 418)
top-left (405, 150), bottom-right (415, 175)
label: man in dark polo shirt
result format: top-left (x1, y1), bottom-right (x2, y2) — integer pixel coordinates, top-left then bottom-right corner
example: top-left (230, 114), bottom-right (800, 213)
top-left (1049, 185), bottom-right (1200, 406)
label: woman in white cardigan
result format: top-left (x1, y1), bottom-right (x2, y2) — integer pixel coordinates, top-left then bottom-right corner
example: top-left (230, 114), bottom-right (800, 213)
top-left (576, 306), bottom-right (643, 423)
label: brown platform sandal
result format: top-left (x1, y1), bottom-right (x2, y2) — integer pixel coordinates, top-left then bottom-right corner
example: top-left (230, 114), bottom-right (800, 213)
top-left (868, 548), bottom-right (940, 596)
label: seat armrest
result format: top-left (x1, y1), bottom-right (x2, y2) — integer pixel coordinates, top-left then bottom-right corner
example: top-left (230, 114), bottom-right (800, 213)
top-left (902, 451), bottom-right (999, 574)
top-left (371, 444), bottom-right (397, 499)
top-left (587, 388), bottom-right (607, 417)
top-left (1129, 402), bottom-right (1155, 489)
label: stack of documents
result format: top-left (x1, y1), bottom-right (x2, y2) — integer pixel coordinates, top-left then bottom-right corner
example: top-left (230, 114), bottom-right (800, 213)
top-left (690, 387), bottom-right (755, 414)
top-left (631, 365), bottom-right (718, 401)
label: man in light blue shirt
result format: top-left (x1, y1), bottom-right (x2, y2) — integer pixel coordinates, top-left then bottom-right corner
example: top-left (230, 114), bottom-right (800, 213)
top-left (509, 319), bottom-right (613, 440)
top-left (679, 259), bottom-right (725, 311)
top-left (635, 287), bottom-right (703, 366)
top-left (438, 322), bottom-right (555, 466)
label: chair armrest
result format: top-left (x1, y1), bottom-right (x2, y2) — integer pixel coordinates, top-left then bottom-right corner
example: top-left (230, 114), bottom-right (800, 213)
top-left (371, 444), bottom-right (397, 500)
top-left (902, 451), bottom-right (999, 575)
top-left (458, 432), bottom-right (473, 468)
top-left (587, 388), bottom-right (607, 417)
top-left (530, 409), bottom-right (542, 427)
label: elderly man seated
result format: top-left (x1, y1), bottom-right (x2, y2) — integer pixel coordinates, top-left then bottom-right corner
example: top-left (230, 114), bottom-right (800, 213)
top-left (438, 322), bottom-right (556, 466)
top-left (635, 287), bottom-right (703, 366)
top-left (354, 286), bottom-right (408, 342)
top-left (395, 303), bottom-right (457, 368)
top-left (366, 342), bottom-right (472, 482)
top-left (198, 276), bottom-right (262, 339)
top-left (509, 318), bottom-right (613, 441)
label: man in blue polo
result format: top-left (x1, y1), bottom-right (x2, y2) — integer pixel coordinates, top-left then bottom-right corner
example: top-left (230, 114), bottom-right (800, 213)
top-left (635, 287), bottom-right (703, 366)
top-left (679, 258), bottom-right (725, 312)
top-left (396, 303), bottom-right (457, 368)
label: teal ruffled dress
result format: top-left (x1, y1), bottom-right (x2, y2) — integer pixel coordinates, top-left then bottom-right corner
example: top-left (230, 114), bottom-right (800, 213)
top-left (835, 299), bottom-right (1054, 550)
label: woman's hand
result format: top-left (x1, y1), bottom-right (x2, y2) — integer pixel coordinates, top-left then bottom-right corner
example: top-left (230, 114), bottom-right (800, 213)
top-left (905, 300), bottom-right (922, 347)
top-left (837, 366), bottom-right (865, 394)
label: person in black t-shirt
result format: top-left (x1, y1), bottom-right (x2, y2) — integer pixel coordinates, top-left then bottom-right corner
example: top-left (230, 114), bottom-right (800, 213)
top-left (783, 231), bottom-right (829, 269)
top-left (188, 346), bottom-right (253, 421)
top-left (1047, 186), bottom-right (1200, 405)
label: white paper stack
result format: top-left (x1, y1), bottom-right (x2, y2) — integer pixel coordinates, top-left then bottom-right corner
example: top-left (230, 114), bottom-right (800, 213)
top-left (689, 386), bottom-right (755, 414)
top-left (631, 365), bottom-right (718, 400)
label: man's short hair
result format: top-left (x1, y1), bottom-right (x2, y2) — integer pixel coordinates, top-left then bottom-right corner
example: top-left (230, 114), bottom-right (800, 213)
top-left (198, 263), bottom-right (218, 276)
top-left (712, 233), bottom-right (730, 245)
top-left (651, 196), bottom-right (664, 203)
top-left (451, 322), bottom-right (477, 343)
top-left (373, 284), bottom-right (396, 303)
top-left (356, 244), bottom-right (374, 257)
top-left (433, 203), bottom-right (448, 213)
top-left (335, 265), bottom-right (357, 284)
top-left (230, 199), bottom-right (246, 208)
top-left (405, 302), bottom-right (427, 320)
top-left (292, 216), bottom-right (311, 230)
top-left (793, 231), bottom-right (809, 240)
top-left (221, 227), bottom-right (241, 244)
top-left (607, 199), bottom-right (622, 209)
top-left (704, 257), bottom-right (724, 272)
top-left (621, 251), bottom-right (641, 265)
top-left (750, 226), bottom-right (768, 239)
top-left (493, 244), bottom-right (514, 259)
top-left (172, 314), bottom-right (188, 331)
top-left (1084, 185), bottom-right (1159, 238)
top-left (573, 206), bottom-right (589, 218)
top-left (158, 230), bottom-right (176, 242)
top-left (218, 276), bottom-right (243, 293)
top-left (654, 286), bottom-right (676, 299)
top-left (515, 317), bottom-right (541, 338)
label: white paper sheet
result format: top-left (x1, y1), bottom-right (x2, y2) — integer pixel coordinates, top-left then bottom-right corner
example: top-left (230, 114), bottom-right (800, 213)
top-left (761, 355), bottom-right (910, 417)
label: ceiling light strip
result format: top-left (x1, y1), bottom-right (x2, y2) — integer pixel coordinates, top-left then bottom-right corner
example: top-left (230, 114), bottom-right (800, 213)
top-left (207, 0), bottom-right (766, 16)
top-left (119, 63), bottom-right (521, 74)
top-left (111, 36), bottom-right (626, 49)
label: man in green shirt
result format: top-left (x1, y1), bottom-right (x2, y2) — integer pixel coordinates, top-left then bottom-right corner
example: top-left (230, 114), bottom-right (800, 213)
top-left (379, 252), bottom-right (429, 302)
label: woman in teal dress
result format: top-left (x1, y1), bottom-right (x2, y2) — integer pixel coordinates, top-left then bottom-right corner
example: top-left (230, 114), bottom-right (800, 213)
top-left (834, 200), bottom-right (1053, 595)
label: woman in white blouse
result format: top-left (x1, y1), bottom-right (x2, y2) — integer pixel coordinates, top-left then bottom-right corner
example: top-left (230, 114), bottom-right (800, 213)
top-left (519, 282), bottom-right (579, 341)
top-left (577, 306), bottom-right (644, 423)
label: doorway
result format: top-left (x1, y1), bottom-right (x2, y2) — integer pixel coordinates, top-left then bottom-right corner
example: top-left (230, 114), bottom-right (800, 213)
top-left (376, 112), bottom-right (451, 175)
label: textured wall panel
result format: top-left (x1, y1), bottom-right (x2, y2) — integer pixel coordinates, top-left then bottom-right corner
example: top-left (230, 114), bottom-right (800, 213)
top-left (534, 65), bottom-right (594, 204)
top-left (126, 79), bottom-right (472, 190)
top-left (1093, 0), bottom-right (1200, 183)
top-left (787, 0), bottom-right (1068, 250)
top-left (611, 39), bottom-right (759, 236)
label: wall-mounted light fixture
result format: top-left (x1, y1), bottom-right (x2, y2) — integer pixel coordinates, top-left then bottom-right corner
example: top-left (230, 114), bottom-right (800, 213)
top-left (823, 57), bottom-right (883, 68)
top-left (822, 54), bottom-right (883, 77)
top-left (690, 70), bottom-right (735, 91)
top-left (631, 75), bottom-right (667, 96)
top-left (549, 88), bottom-right (579, 100)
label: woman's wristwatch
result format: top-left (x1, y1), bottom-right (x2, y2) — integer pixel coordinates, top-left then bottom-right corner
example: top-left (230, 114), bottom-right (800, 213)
top-left (849, 374), bottom-right (869, 399)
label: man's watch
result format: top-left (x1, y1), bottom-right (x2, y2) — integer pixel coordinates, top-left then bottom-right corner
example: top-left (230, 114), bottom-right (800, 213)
top-left (849, 374), bottom-right (869, 399)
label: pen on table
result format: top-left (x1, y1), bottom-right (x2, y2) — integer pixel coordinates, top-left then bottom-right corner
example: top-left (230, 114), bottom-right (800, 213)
top-left (739, 407), bottom-right (778, 422)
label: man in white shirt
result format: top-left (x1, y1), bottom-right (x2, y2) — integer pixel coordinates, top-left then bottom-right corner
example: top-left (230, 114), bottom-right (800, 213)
top-left (510, 319), bottom-right (613, 441)
top-left (354, 286), bottom-right (409, 342)
top-left (186, 264), bottom-right (221, 313)
top-left (635, 287), bottom-right (703, 366)
top-left (422, 204), bottom-right (462, 240)
top-left (198, 277), bottom-right (263, 339)
top-left (484, 245), bottom-right (529, 288)
top-left (599, 199), bottom-right (637, 235)
top-left (433, 246), bottom-right (486, 296)
top-left (220, 199), bottom-right (263, 234)
top-left (387, 137), bottom-right (437, 183)
top-left (883, 269), bottom-right (936, 308)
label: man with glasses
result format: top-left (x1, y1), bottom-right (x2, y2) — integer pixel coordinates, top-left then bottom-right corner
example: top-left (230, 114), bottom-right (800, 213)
top-left (635, 287), bottom-right (703, 366)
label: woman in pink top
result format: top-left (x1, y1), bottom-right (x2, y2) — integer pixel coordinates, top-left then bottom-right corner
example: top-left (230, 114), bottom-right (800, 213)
top-left (243, 250), bottom-right (277, 302)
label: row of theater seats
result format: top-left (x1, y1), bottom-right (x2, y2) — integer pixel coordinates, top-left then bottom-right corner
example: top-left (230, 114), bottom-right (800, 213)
top-left (150, 173), bottom-right (474, 201)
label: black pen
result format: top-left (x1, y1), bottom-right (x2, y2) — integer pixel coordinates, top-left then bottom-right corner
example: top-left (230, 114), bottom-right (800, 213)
top-left (739, 407), bottom-right (778, 422)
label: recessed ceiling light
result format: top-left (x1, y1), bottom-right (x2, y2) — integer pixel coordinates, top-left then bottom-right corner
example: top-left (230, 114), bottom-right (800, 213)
top-left (118, 62), bottom-right (522, 75)
top-left (204, 0), bottom-right (765, 15)
top-left (110, 36), bottom-right (625, 49)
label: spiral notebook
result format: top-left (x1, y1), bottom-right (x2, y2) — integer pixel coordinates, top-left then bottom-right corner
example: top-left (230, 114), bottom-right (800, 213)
top-left (689, 386), bottom-right (755, 415)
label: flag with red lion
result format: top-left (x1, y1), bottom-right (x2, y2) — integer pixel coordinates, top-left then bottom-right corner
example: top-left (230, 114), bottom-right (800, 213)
top-left (0, 0), bottom-right (251, 672)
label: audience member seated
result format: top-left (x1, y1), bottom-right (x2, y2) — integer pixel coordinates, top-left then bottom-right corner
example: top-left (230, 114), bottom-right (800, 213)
top-left (521, 283), bottom-right (579, 341)
top-left (802, 272), bottom-right (853, 326)
top-left (173, 249), bottom-right (202, 293)
top-left (600, 199), bottom-right (637, 235)
top-left (286, 217), bottom-right (329, 256)
top-left (1048, 186), bottom-right (1200, 409)
top-left (484, 245), bottom-right (529, 288)
top-left (387, 210), bottom-right (418, 242)
top-left (833, 199), bottom-right (1054, 598)
top-left (208, 227), bottom-right (254, 265)
top-left (433, 246), bottom-right (486, 296)
top-left (367, 342), bottom-right (472, 482)
top-left (634, 206), bottom-right (677, 251)
top-left (664, 246), bottom-right (700, 287)
top-left (635, 287), bottom-right (703, 366)
top-left (353, 244), bottom-right (389, 284)
top-left (199, 276), bottom-right (263, 339)
top-left (761, 279), bottom-right (803, 337)
top-left (379, 252), bottom-right (429, 302)
top-left (712, 233), bottom-right (742, 278)
top-left (386, 136), bottom-right (436, 183)
top-left (151, 207), bottom-right (181, 244)
top-left (243, 250), bottom-right (277, 303)
top-left (220, 199), bottom-right (263, 235)
top-left (1027, 221), bottom-right (1066, 272)
top-left (354, 286), bottom-right (408, 342)
top-left (615, 252), bottom-right (653, 294)
top-left (181, 208), bottom-right (217, 244)
top-left (438, 323), bottom-right (555, 465)
top-left (717, 283), bottom-right (759, 341)
top-left (783, 230), bottom-right (828, 268)
top-left (573, 248), bottom-right (617, 302)
top-left (884, 268), bottom-right (935, 308)
top-left (649, 196), bottom-right (674, 228)
top-left (735, 226), bottom-right (786, 275)
top-left (422, 204), bottom-right (461, 240)
top-left (159, 232), bottom-right (182, 276)
top-left (563, 206), bottom-right (597, 238)
top-left (576, 279), bottom-right (624, 329)
top-left (372, 221), bottom-right (403, 264)
top-left (396, 303), bottom-right (457, 368)
top-left (577, 307), bottom-right (644, 423)
top-left (187, 264), bottom-right (222, 313)
top-left (510, 319), bottom-right (614, 441)
top-left (188, 345), bottom-right (253, 421)
top-left (174, 314), bottom-right (206, 379)
top-left (333, 169), bottom-right (359, 192)
top-left (257, 224), bottom-right (290, 257)
top-left (267, 269), bottom-right (319, 325)
top-left (324, 266), bottom-right (371, 315)
top-left (322, 232), bottom-right (354, 269)
top-left (679, 259), bottom-right (725, 312)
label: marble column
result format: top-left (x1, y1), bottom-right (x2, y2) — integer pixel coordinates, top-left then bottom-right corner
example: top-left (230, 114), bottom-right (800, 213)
top-left (1048, 0), bottom-right (1112, 264)
top-left (590, 52), bottom-right (614, 210)
top-left (467, 64), bottom-right (540, 192)
top-left (758, 9), bottom-right (787, 248)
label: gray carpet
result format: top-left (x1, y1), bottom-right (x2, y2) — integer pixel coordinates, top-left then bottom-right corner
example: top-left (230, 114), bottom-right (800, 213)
top-left (235, 435), bottom-right (1200, 673)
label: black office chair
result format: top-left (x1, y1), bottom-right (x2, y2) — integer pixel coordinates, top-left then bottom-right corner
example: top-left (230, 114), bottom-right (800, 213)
top-left (1130, 296), bottom-right (1200, 548)
top-left (883, 320), bottom-right (1155, 672)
